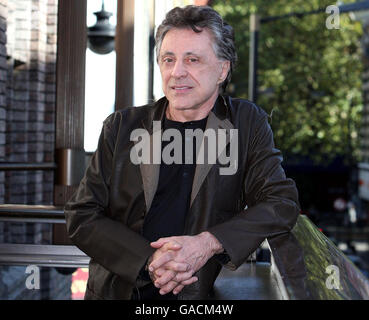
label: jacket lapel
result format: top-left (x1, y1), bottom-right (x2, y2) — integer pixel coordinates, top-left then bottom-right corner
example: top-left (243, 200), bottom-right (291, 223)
top-left (139, 136), bottom-right (161, 213)
top-left (136, 97), bottom-right (167, 212)
top-left (190, 97), bottom-right (234, 207)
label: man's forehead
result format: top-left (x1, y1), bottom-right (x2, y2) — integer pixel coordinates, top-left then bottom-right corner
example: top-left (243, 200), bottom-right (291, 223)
top-left (161, 51), bottom-right (201, 56)
top-left (159, 28), bottom-right (215, 55)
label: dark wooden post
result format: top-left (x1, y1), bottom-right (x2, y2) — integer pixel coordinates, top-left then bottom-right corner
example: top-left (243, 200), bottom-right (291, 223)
top-left (54, 0), bottom-right (87, 244)
top-left (115, 0), bottom-right (135, 110)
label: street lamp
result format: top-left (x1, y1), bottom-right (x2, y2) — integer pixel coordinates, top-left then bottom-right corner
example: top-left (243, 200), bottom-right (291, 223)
top-left (87, 0), bottom-right (116, 55)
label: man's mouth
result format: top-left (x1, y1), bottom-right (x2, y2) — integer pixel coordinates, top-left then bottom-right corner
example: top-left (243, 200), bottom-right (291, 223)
top-left (171, 86), bottom-right (193, 91)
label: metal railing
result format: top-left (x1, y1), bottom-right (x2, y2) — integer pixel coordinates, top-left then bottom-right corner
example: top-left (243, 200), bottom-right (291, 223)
top-left (0, 204), bottom-right (89, 268)
top-left (0, 204), bottom-right (65, 224)
top-left (0, 243), bottom-right (89, 268)
top-left (268, 215), bottom-right (369, 299)
top-left (0, 163), bottom-right (57, 171)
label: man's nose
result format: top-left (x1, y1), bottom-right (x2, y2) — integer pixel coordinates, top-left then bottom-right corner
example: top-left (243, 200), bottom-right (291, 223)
top-left (171, 60), bottom-right (187, 78)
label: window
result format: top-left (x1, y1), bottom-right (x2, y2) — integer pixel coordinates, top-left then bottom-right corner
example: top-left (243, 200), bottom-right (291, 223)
top-left (84, 0), bottom-right (117, 153)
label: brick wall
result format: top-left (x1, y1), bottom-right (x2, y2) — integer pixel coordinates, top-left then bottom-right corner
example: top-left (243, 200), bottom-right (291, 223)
top-left (0, 0), bottom-right (6, 204)
top-left (0, 0), bottom-right (9, 296)
top-left (4, 0), bottom-right (55, 205)
top-left (0, 0), bottom-right (72, 300)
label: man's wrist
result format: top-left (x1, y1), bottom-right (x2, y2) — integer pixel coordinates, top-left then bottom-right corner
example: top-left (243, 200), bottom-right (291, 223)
top-left (198, 231), bottom-right (224, 255)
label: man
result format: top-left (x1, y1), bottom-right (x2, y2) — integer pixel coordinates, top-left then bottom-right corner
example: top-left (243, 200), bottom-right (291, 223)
top-left (65, 5), bottom-right (300, 300)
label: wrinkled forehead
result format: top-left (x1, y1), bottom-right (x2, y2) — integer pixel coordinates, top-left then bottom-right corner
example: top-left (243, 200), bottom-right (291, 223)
top-left (159, 27), bottom-right (217, 57)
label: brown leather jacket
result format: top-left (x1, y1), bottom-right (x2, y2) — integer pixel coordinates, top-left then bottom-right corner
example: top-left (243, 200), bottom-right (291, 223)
top-left (64, 95), bottom-right (300, 300)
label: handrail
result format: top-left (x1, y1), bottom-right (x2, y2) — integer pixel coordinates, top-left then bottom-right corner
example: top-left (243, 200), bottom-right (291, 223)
top-left (0, 204), bottom-right (65, 223)
top-left (0, 244), bottom-right (89, 268)
top-left (268, 215), bottom-right (369, 300)
top-left (0, 162), bottom-right (57, 171)
top-left (0, 205), bottom-right (89, 268)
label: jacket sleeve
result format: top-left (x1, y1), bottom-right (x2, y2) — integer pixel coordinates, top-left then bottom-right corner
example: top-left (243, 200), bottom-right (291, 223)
top-left (64, 115), bottom-right (155, 285)
top-left (208, 114), bottom-right (300, 270)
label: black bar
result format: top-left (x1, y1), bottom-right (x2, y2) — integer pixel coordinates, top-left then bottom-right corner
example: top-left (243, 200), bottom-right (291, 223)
top-left (0, 163), bottom-right (57, 171)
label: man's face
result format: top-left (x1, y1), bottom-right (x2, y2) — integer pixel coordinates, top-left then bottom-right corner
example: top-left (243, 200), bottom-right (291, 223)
top-left (158, 28), bottom-right (230, 113)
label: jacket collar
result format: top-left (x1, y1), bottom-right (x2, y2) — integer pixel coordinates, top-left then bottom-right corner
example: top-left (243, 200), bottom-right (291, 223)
top-left (141, 95), bottom-right (231, 133)
top-left (141, 97), bottom-right (168, 134)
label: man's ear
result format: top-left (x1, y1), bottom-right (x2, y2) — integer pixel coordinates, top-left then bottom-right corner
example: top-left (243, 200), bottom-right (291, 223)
top-left (218, 60), bottom-right (230, 84)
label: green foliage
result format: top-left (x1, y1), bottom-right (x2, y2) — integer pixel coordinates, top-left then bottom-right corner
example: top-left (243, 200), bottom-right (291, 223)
top-left (213, 0), bottom-right (363, 164)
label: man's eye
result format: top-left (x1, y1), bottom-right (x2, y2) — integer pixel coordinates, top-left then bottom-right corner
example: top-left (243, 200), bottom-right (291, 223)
top-left (188, 58), bottom-right (198, 63)
top-left (163, 58), bottom-right (174, 63)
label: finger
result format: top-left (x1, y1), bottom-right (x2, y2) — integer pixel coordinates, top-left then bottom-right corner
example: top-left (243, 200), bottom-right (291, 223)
top-left (172, 284), bottom-right (184, 295)
top-left (180, 276), bottom-right (198, 286)
top-left (160, 276), bottom-right (197, 295)
top-left (150, 237), bottom-right (182, 250)
top-left (159, 280), bottom-right (178, 295)
top-left (173, 271), bottom-right (194, 283)
top-left (163, 243), bottom-right (182, 251)
top-left (149, 267), bottom-right (165, 282)
top-left (153, 268), bottom-right (165, 277)
top-left (150, 237), bottom-right (172, 248)
top-left (163, 261), bottom-right (190, 272)
top-left (153, 262), bottom-right (188, 280)
top-left (154, 270), bottom-right (176, 288)
top-left (151, 239), bottom-right (181, 250)
top-left (149, 252), bottom-right (173, 271)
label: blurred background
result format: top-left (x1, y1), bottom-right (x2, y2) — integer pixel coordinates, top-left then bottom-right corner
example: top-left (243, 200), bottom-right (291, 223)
top-left (212, 0), bottom-right (369, 279)
top-left (0, 0), bottom-right (369, 299)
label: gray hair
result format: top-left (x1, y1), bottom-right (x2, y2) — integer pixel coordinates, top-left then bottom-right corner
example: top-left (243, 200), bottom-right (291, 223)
top-left (155, 5), bottom-right (237, 91)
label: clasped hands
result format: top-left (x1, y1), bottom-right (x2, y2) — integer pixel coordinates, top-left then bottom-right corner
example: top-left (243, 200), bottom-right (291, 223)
top-left (147, 231), bottom-right (223, 296)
